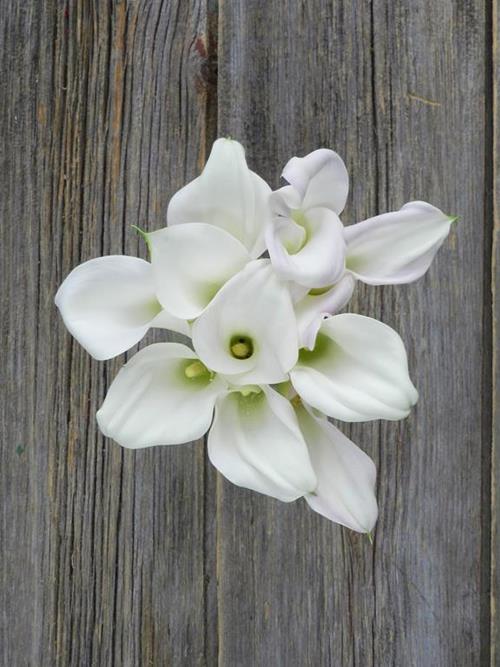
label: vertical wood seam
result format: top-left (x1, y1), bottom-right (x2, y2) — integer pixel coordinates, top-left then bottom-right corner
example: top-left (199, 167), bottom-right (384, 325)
top-left (483, 0), bottom-right (495, 664)
top-left (203, 2), bottom-right (220, 665)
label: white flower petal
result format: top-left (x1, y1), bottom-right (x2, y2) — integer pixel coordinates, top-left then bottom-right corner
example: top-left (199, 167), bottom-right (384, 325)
top-left (344, 201), bottom-right (454, 285)
top-left (268, 214), bottom-right (307, 255)
top-left (55, 256), bottom-right (161, 360)
top-left (269, 185), bottom-right (303, 216)
top-left (296, 405), bottom-right (377, 532)
top-left (287, 282), bottom-right (310, 304)
top-left (97, 343), bottom-right (227, 449)
top-left (149, 223), bottom-right (250, 319)
top-left (167, 138), bottom-right (271, 257)
top-left (192, 260), bottom-right (298, 385)
top-left (282, 149), bottom-right (349, 214)
top-left (150, 309), bottom-right (191, 337)
top-left (266, 207), bottom-right (346, 288)
top-left (208, 387), bottom-right (317, 501)
top-left (290, 314), bottom-right (418, 421)
top-left (295, 274), bottom-right (356, 350)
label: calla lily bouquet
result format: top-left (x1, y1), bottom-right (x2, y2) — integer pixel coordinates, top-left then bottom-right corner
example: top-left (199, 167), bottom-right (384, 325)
top-left (56, 139), bottom-right (454, 536)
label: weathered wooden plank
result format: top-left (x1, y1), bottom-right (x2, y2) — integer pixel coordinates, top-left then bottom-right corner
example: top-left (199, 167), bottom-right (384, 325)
top-left (492, 0), bottom-right (499, 663)
top-left (0, 1), bottom-right (217, 665)
top-left (217, 1), bottom-right (489, 665)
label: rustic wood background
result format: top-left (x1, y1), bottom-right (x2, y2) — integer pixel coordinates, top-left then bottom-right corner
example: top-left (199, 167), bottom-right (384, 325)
top-left (1, 1), bottom-right (497, 665)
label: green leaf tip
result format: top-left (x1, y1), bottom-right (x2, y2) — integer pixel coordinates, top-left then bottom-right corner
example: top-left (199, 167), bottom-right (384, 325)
top-left (447, 215), bottom-right (459, 224)
top-left (131, 225), bottom-right (152, 251)
top-left (366, 531), bottom-right (374, 545)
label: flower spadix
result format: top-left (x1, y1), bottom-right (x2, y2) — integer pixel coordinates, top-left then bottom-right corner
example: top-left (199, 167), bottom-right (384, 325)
top-left (192, 260), bottom-right (298, 385)
top-left (290, 313), bottom-right (418, 421)
top-left (266, 149), bottom-right (348, 289)
top-left (167, 138), bottom-right (271, 257)
top-left (208, 386), bottom-right (317, 501)
top-left (55, 256), bottom-right (189, 360)
top-left (295, 403), bottom-right (378, 533)
top-left (97, 343), bottom-right (226, 448)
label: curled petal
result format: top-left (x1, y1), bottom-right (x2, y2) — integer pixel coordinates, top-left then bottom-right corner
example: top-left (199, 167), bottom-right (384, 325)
top-left (266, 207), bottom-right (346, 288)
top-left (55, 256), bottom-right (161, 360)
top-left (345, 201), bottom-right (454, 285)
top-left (290, 314), bottom-right (418, 421)
top-left (269, 185), bottom-right (303, 216)
top-left (268, 213), bottom-right (307, 255)
top-left (149, 223), bottom-right (250, 319)
top-left (192, 260), bottom-right (298, 385)
top-left (167, 138), bottom-right (271, 257)
top-left (282, 148), bottom-right (349, 214)
top-left (295, 274), bottom-right (356, 350)
top-left (296, 405), bottom-right (378, 533)
top-left (208, 387), bottom-right (317, 501)
top-left (97, 343), bottom-right (227, 449)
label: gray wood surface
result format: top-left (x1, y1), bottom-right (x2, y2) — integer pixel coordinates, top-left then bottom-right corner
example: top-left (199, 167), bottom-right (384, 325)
top-left (492, 0), bottom-right (499, 662)
top-left (0, 1), bottom-right (495, 665)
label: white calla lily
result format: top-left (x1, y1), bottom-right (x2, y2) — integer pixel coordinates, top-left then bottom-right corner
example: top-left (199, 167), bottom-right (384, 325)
top-left (97, 343), bottom-right (227, 449)
top-left (345, 201), bottom-right (455, 285)
top-left (55, 256), bottom-right (186, 360)
top-left (295, 404), bottom-right (378, 533)
top-left (266, 205), bottom-right (346, 288)
top-left (290, 313), bottom-right (418, 421)
top-left (192, 260), bottom-right (298, 385)
top-left (208, 386), bottom-right (317, 502)
top-left (148, 223), bottom-right (250, 319)
top-left (295, 273), bottom-right (356, 350)
top-left (167, 138), bottom-right (271, 257)
top-left (266, 149), bottom-right (348, 288)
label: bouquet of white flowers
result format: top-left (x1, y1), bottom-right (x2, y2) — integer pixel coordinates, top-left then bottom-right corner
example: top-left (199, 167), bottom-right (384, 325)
top-left (55, 139), bottom-right (454, 536)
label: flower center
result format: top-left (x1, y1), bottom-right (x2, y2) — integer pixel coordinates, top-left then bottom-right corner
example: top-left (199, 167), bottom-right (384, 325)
top-left (184, 360), bottom-right (211, 379)
top-left (230, 335), bottom-right (254, 359)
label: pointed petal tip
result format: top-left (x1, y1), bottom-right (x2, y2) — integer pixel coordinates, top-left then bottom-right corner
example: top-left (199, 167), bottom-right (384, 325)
top-left (408, 382), bottom-right (419, 409)
top-left (447, 214), bottom-right (459, 224)
top-left (412, 388), bottom-right (419, 406)
top-left (366, 530), bottom-right (374, 545)
top-left (213, 136), bottom-right (244, 152)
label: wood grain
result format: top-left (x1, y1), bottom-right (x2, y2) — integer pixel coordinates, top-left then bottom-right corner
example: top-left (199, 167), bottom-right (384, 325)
top-left (217, 1), bottom-right (491, 665)
top-left (492, 0), bottom-right (499, 663)
top-left (1, 1), bottom-right (217, 665)
top-left (0, 0), bottom-right (495, 665)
